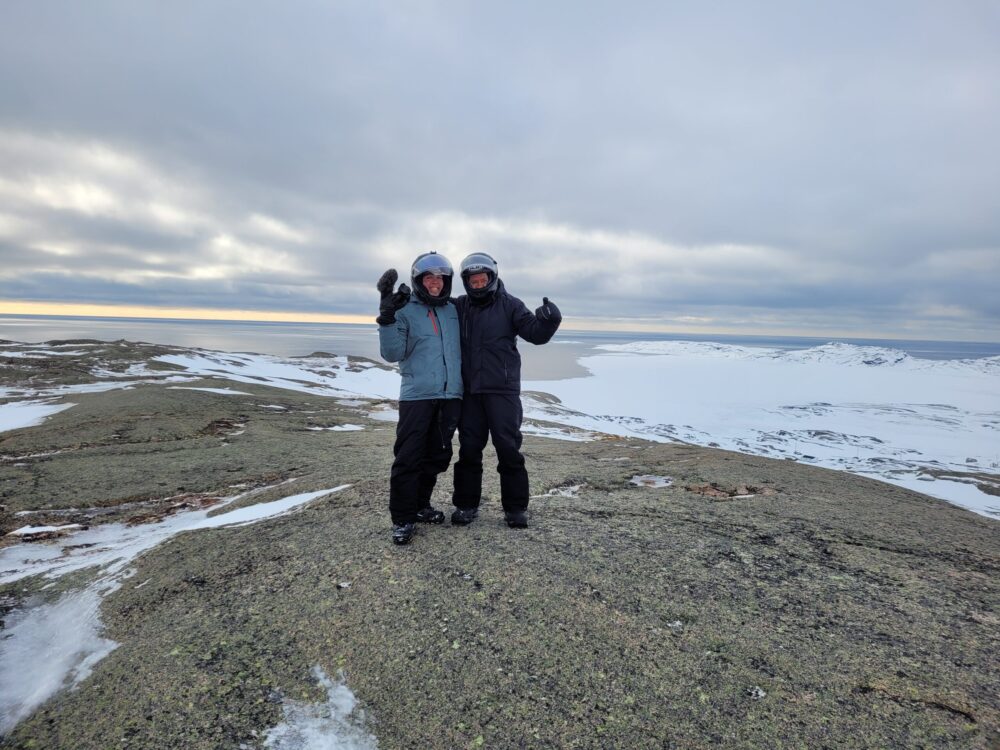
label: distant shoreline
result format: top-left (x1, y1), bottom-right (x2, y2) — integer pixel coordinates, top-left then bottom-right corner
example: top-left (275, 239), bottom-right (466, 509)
top-left (3, 313), bottom-right (999, 361)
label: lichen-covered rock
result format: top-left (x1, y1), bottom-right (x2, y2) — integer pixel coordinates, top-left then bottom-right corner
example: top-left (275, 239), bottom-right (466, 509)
top-left (2, 345), bottom-right (998, 749)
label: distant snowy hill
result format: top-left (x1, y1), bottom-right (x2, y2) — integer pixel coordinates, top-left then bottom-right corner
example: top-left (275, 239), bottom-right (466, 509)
top-left (598, 340), bottom-right (1000, 373)
top-left (525, 341), bottom-right (1000, 518)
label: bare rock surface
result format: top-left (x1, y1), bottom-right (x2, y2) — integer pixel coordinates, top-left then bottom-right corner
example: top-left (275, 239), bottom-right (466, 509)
top-left (1, 342), bottom-right (998, 748)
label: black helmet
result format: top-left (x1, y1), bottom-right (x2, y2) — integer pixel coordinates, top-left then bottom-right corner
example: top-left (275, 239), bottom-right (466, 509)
top-left (460, 252), bottom-right (499, 300)
top-left (410, 251), bottom-right (453, 306)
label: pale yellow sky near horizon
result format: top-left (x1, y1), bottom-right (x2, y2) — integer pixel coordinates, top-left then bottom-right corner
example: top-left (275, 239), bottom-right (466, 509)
top-left (2, 299), bottom-right (990, 342)
top-left (0, 299), bottom-right (661, 333)
top-left (0, 298), bottom-right (777, 335)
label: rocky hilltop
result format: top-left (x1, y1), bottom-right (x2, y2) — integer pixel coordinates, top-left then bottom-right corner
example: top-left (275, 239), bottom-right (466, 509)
top-left (1, 341), bottom-right (998, 749)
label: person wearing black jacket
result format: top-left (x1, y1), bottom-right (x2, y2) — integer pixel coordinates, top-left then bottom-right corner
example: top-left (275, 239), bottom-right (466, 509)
top-left (450, 252), bottom-right (562, 528)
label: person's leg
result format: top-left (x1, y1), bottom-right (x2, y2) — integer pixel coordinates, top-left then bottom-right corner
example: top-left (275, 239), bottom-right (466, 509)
top-left (485, 394), bottom-right (529, 513)
top-left (389, 400), bottom-right (436, 526)
top-left (452, 394), bottom-right (489, 510)
top-left (414, 399), bottom-right (461, 522)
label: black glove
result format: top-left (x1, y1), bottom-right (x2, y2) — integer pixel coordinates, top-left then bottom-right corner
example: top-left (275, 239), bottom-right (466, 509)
top-left (376, 269), bottom-right (411, 325)
top-left (535, 296), bottom-right (561, 323)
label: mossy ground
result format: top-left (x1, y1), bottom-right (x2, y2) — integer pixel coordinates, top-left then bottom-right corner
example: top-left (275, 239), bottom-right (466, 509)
top-left (1, 346), bottom-right (998, 749)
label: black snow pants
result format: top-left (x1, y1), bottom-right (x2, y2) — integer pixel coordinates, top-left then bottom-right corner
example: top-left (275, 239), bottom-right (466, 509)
top-left (390, 398), bottom-right (461, 525)
top-left (452, 393), bottom-right (529, 513)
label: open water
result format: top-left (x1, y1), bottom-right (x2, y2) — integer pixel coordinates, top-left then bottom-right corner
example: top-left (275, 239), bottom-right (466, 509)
top-left (2, 314), bottom-right (998, 381)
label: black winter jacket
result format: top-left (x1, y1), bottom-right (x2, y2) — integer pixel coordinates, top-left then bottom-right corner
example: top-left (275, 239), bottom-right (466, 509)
top-left (455, 280), bottom-right (561, 395)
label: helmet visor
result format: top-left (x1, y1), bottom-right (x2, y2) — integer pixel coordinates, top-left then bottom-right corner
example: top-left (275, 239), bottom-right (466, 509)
top-left (412, 253), bottom-right (453, 278)
top-left (460, 252), bottom-right (496, 278)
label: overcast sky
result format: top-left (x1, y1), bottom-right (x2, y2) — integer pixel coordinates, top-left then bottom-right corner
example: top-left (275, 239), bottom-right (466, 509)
top-left (1, 1), bottom-right (998, 340)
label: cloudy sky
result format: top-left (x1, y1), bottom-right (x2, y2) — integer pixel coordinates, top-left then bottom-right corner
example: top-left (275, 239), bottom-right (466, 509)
top-left (1, 1), bottom-right (998, 340)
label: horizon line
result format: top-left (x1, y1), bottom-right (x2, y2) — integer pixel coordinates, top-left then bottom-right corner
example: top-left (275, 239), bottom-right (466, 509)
top-left (1, 300), bottom-right (997, 345)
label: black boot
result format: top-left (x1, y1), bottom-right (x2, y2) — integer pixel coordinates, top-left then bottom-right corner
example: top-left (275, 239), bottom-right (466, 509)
top-left (451, 507), bottom-right (479, 526)
top-left (504, 510), bottom-right (528, 529)
top-left (415, 506), bottom-right (445, 524)
top-left (392, 522), bottom-right (415, 545)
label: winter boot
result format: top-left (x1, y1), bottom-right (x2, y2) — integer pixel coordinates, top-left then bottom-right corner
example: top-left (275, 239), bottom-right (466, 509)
top-left (391, 522), bottom-right (415, 545)
top-left (451, 507), bottom-right (479, 526)
top-left (504, 510), bottom-right (528, 529)
top-left (415, 506), bottom-right (445, 524)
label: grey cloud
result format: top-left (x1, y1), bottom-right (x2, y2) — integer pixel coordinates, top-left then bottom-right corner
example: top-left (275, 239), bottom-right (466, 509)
top-left (1, 1), bottom-right (998, 339)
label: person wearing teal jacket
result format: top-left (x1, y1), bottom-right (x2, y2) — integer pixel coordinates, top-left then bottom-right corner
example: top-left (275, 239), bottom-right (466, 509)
top-left (376, 251), bottom-right (463, 545)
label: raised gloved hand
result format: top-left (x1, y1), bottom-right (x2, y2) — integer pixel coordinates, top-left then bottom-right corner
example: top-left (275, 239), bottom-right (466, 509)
top-left (376, 269), bottom-right (411, 325)
top-left (535, 296), bottom-right (561, 322)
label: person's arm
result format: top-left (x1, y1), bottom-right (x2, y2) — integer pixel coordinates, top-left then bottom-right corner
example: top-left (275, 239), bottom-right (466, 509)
top-left (376, 269), bottom-right (411, 362)
top-left (379, 314), bottom-right (409, 362)
top-left (512, 295), bottom-right (562, 345)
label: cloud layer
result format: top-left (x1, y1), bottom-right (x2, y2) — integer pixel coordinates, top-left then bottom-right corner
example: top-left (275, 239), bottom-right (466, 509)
top-left (1, 2), bottom-right (998, 339)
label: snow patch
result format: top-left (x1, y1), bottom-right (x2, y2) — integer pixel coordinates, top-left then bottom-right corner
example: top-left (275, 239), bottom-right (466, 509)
top-left (7, 524), bottom-right (84, 538)
top-left (263, 666), bottom-right (378, 750)
top-left (533, 484), bottom-right (584, 498)
top-left (630, 475), bottom-right (673, 488)
top-left (0, 349), bottom-right (88, 358)
top-left (0, 400), bottom-right (75, 433)
top-left (155, 351), bottom-right (399, 401)
top-left (0, 484), bottom-right (351, 734)
top-left (0, 587), bottom-right (119, 733)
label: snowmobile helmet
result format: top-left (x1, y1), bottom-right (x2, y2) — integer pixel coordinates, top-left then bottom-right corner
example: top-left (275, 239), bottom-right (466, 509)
top-left (410, 251), bottom-right (453, 306)
top-left (460, 252), bottom-right (499, 300)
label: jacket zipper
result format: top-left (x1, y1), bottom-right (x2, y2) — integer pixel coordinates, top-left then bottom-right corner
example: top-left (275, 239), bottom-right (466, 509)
top-left (429, 308), bottom-right (448, 392)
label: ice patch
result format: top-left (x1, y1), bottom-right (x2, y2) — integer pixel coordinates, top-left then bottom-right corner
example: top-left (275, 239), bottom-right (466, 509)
top-left (631, 475), bottom-right (673, 488)
top-left (189, 487), bottom-right (350, 530)
top-left (0, 587), bottom-right (119, 733)
top-left (306, 425), bottom-right (365, 432)
top-left (0, 400), bottom-right (75, 433)
top-left (263, 666), bottom-right (378, 750)
top-left (533, 484), bottom-right (584, 498)
top-left (155, 352), bottom-right (399, 401)
top-left (7, 524), bottom-right (85, 537)
top-left (0, 349), bottom-right (88, 357)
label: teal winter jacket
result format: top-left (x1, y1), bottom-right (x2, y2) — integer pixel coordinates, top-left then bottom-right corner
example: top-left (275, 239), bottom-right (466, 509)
top-left (379, 298), bottom-right (463, 401)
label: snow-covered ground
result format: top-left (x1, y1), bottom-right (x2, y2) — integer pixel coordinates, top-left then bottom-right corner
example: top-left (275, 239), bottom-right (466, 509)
top-left (522, 341), bottom-right (1000, 518)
